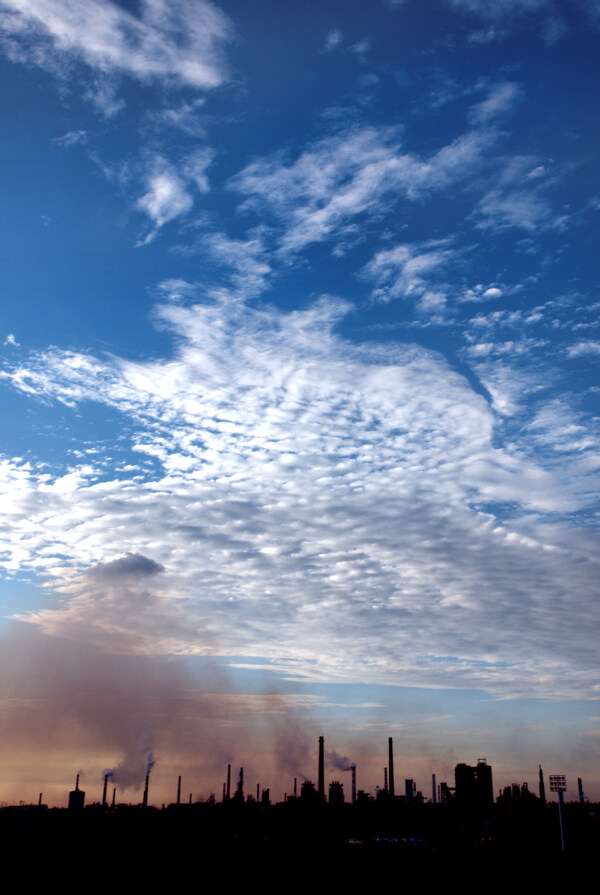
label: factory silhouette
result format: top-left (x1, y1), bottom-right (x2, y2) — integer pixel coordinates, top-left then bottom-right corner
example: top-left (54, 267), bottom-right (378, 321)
top-left (4, 735), bottom-right (597, 882)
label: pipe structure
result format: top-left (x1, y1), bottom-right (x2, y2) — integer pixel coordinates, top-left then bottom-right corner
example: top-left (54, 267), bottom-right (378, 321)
top-left (142, 773), bottom-right (149, 809)
top-left (226, 763), bottom-right (231, 800)
top-left (177, 775), bottom-right (181, 806)
top-left (351, 766), bottom-right (356, 805)
top-left (388, 737), bottom-right (395, 798)
top-left (318, 737), bottom-right (325, 802)
top-left (111, 788), bottom-right (116, 808)
top-left (102, 774), bottom-right (108, 808)
top-left (432, 774), bottom-right (437, 804)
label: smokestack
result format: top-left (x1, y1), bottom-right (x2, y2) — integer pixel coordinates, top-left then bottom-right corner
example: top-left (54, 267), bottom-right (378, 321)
top-left (226, 763), bottom-right (231, 800)
top-left (102, 773), bottom-right (108, 808)
top-left (257, 783), bottom-right (260, 802)
top-left (76, 774), bottom-right (80, 791)
top-left (388, 737), bottom-right (395, 798)
top-left (539, 765), bottom-right (546, 806)
top-left (432, 774), bottom-right (437, 804)
top-left (384, 767), bottom-right (388, 793)
top-left (318, 736), bottom-right (325, 802)
top-left (294, 777), bottom-right (297, 798)
top-left (111, 788), bottom-right (116, 808)
top-left (38, 793), bottom-right (42, 806)
top-left (352, 766), bottom-right (356, 805)
top-left (236, 767), bottom-right (244, 800)
top-left (142, 773), bottom-right (149, 809)
top-left (177, 775), bottom-right (181, 806)
top-left (578, 777), bottom-right (585, 804)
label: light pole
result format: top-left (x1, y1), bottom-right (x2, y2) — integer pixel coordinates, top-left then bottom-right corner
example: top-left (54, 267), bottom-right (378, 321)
top-left (549, 774), bottom-right (567, 852)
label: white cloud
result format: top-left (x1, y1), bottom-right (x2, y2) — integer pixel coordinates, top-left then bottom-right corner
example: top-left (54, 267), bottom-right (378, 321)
top-left (567, 341), bottom-right (600, 357)
top-left (230, 125), bottom-right (495, 256)
top-left (52, 129), bottom-right (88, 147)
top-left (447, 0), bottom-right (549, 20)
top-left (0, 0), bottom-right (232, 100)
top-left (468, 82), bottom-right (522, 125)
top-left (175, 231), bottom-right (271, 299)
top-left (475, 188), bottom-right (561, 232)
top-left (3, 293), bottom-right (599, 698)
top-left (362, 241), bottom-right (455, 312)
top-left (323, 28), bottom-right (342, 52)
top-left (136, 171), bottom-right (193, 246)
top-left (134, 150), bottom-right (213, 245)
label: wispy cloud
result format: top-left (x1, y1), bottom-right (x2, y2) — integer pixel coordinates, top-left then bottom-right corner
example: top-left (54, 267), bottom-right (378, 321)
top-left (468, 82), bottom-right (522, 125)
top-left (230, 123), bottom-right (495, 257)
top-left (0, 0), bottom-right (233, 110)
top-left (52, 129), bottom-right (88, 147)
top-left (323, 28), bottom-right (343, 52)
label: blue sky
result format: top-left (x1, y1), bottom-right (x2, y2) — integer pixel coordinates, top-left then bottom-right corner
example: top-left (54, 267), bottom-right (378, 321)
top-left (1, 0), bottom-right (599, 805)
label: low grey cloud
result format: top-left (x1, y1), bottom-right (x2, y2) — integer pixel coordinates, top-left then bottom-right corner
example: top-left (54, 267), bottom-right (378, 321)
top-left (89, 552), bottom-right (165, 581)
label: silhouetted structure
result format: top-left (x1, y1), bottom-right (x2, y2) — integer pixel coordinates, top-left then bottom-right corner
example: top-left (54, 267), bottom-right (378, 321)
top-left (455, 759), bottom-right (493, 815)
top-left (68, 774), bottom-right (85, 811)
top-left (318, 736), bottom-right (325, 802)
top-left (142, 773), bottom-right (150, 809)
top-left (300, 780), bottom-right (317, 804)
top-left (234, 767), bottom-right (244, 802)
top-left (539, 765), bottom-right (546, 806)
top-left (328, 780), bottom-right (344, 806)
top-left (388, 737), bottom-right (395, 798)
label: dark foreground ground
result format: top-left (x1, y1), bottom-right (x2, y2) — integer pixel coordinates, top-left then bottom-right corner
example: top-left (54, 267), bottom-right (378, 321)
top-left (3, 800), bottom-right (596, 891)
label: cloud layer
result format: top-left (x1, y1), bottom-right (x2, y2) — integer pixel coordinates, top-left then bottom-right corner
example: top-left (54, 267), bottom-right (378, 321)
top-left (2, 292), bottom-right (599, 698)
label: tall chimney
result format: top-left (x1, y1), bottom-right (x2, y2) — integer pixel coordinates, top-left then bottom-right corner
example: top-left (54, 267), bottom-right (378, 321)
top-left (38, 793), bottom-right (42, 806)
top-left (76, 774), bottom-right (80, 791)
top-left (432, 773), bottom-right (437, 804)
top-left (352, 766), bottom-right (356, 805)
top-left (318, 736), bottom-right (325, 802)
top-left (102, 773), bottom-right (108, 807)
top-left (294, 777), bottom-right (297, 798)
top-left (257, 783), bottom-right (260, 801)
top-left (384, 767), bottom-right (388, 793)
top-left (539, 765), bottom-right (546, 806)
top-left (111, 787), bottom-right (116, 808)
top-left (177, 775), bottom-right (181, 805)
top-left (142, 773), bottom-right (149, 809)
top-left (388, 737), bottom-right (395, 798)
top-left (226, 763), bottom-right (231, 799)
top-left (578, 777), bottom-right (585, 804)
